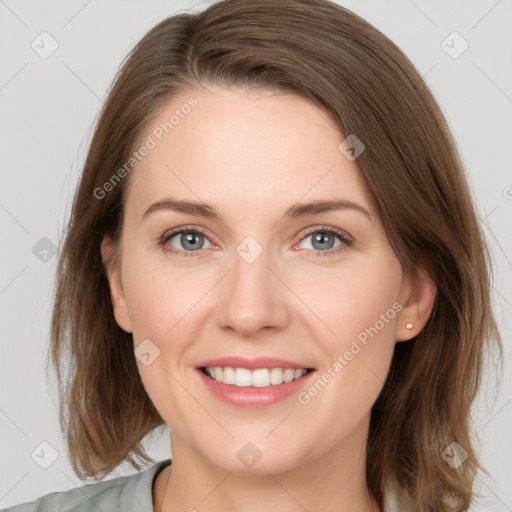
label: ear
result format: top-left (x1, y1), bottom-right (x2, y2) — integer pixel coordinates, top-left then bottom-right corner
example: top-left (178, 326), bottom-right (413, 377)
top-left (395, 267), bottom-right (437, 342)
top-left (100, 235), bottom-right (133, 333)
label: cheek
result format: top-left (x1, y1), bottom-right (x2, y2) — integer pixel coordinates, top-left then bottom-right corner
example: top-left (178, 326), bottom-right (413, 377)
top-left (295, 257), bottom-right (402, 348)
top-left (124, 246), bottom-right (402, 351)
top-left (312, 260), bottom-right (401, 402)
top-left (297, 265), bottom-right (401, 427)
top-left (122, 266), bottom-right (202, 432)
top-left (337, 281), bottom-right (400, 345)
top-left (122, 259), bottom-right (214, 361)
top-left (122, 245), bottom-right (181, 331)
top-left (126, 282), bottom-right (171, 338)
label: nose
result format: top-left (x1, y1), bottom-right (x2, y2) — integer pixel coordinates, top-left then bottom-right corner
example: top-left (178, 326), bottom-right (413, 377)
top-left (215, 244), bottom-right (291, 338)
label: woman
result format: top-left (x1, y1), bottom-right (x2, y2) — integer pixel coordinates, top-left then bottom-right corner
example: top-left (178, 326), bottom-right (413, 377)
top-left (5, 0), bottom-right (502, 511)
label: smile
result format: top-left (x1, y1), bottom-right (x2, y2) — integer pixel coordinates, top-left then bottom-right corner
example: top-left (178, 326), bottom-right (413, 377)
top-left (201, 366), bottom-right (313, 387)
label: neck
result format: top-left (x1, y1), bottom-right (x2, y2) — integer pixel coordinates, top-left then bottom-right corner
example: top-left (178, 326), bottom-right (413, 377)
top-left (155, 412), bottom-right (381, 512)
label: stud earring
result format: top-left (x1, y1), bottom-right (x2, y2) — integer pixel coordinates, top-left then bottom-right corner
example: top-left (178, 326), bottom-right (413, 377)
top-left (405, 323), bottom-right (413, 330)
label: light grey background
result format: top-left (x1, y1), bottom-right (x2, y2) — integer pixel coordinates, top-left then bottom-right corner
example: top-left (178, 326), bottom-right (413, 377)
top-left (1, 0), bottom-right (511, 509)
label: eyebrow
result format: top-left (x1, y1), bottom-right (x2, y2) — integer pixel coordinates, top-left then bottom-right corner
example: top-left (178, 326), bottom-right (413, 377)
top-left (142, 197), bottom-right (372, 222)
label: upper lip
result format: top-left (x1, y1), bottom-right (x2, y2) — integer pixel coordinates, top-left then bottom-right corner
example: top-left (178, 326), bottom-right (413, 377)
top-left (197, 356), bottom-right (315, 371)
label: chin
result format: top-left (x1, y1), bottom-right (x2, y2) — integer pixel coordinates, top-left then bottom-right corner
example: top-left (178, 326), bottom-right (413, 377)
top-left (202, 442), bottom-right (304, 476)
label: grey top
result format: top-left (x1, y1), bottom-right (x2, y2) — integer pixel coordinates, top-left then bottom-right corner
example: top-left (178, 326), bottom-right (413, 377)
top-left (2, 458), bottom-right (172, 512)
top-left (3, 458), bottom-right (410, 511)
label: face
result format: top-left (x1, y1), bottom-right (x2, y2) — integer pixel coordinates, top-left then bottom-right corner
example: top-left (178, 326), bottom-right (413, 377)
top-left (102, 86), bottom-right (425, 475)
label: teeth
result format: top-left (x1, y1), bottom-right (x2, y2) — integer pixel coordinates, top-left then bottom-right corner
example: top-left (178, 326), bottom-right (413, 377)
top-left (203, 367), bottom-right (308, 387)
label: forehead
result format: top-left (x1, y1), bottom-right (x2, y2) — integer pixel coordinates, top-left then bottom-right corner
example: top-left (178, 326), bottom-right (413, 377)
top-left (124, 86), bottom-right (373, 221)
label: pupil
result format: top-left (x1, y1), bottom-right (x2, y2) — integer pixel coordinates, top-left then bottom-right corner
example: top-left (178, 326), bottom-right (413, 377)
top-left (183, 232), bottom-right (203, 250)
top-left (313, 231), bottom-right (334, 250)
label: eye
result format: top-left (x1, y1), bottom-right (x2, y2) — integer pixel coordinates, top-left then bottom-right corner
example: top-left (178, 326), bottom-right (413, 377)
top-left (158, 227), bottom-right (213, 257)
top-left (295, 226), bottom-right (353, 257)
top-left (158, 225), bottom-right (353, 258)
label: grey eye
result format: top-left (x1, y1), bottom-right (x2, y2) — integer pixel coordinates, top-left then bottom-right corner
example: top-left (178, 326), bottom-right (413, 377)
top-left (301, 230), bottom-right (343, 251)
top-left (168, 231), bottom-right (212, 252)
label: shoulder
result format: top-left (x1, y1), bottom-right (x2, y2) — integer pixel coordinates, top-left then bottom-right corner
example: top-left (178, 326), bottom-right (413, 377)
top-left (2, 459), bottom-right (172, 512)
top-left (2, 475), bottom-right (129, 512)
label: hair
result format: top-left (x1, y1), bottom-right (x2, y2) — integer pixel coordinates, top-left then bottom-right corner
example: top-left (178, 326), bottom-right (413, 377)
top-left (49, 0), bottom-right (503, 510)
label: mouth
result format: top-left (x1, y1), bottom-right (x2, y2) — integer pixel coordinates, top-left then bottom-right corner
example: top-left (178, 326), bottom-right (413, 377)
top-left (200, 366), bottom-right (315, 388)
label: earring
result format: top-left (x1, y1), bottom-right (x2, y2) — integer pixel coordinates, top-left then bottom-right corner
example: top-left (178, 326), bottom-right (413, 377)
top-left (405, 323), bottom-right (413, 330)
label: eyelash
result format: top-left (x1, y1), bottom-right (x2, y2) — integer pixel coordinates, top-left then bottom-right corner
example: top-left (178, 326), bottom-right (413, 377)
top-left (157, 225), bottom-right (353, 259)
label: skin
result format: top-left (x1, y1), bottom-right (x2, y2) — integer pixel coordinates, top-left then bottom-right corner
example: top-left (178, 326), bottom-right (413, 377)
top-left (101, 86), bottom-right (436, 512)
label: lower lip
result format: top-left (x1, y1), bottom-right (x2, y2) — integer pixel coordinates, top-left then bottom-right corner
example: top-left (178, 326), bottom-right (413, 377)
top-left (196, 368), bottom-right (316, 408)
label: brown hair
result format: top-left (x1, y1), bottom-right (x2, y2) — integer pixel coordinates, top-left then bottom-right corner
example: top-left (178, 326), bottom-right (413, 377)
top-left (49, 0), bottom-right (503, 510)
